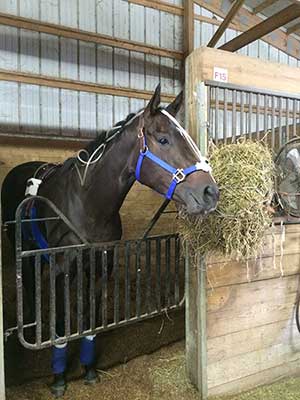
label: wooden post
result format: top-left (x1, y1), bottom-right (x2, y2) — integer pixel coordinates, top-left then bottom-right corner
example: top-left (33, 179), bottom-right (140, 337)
top-left (184, 0), bottom-right (194, 57)
top-left (185, 79), bottom-right (209, 399)
top-left (0, 195), bottom-right (6, 400)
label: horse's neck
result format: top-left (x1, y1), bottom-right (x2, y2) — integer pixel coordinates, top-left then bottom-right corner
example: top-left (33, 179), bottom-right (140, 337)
top-left (81, 123), bottom-right (138, 220)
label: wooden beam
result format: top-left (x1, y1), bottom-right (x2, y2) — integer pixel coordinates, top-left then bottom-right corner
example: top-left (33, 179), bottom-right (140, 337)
top-left (220, 4), bottom-right (300, 52)
top-left (184, 0), bottom-right (194, 57)
top-left (287, 22), bottom-right (300, 35)
top-left (253, 0), bottom-right (280, 15)
top-left (194, 0), bottom-right (300, 60)
top-left (128, 0), bottom-right (183, 16)
top-left (207, 0), bottom-right (245, 48)
top-left (0, 69), bottom-right (175, 103)
top-left (0, 12), bottom-right (183, 61)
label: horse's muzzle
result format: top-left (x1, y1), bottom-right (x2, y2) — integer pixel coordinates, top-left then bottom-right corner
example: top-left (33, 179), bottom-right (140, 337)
top-left (185, 184), bottom-right (219, 216)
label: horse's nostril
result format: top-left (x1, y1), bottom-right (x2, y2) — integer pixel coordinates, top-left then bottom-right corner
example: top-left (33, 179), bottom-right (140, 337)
top-left (203, 185), bottom-right (219, 202)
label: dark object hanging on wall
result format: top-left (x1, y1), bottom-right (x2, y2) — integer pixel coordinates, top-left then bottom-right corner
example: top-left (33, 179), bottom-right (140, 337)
top-left (275, 137), bottom-right (300, 217)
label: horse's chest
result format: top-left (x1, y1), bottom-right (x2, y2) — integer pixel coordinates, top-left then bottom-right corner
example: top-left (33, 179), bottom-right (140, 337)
top-left (82, 213), bottom-right (122, 243)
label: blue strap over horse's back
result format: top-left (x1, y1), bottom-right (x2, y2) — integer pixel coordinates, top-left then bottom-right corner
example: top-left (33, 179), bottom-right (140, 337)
top-left (30, 206), bottom-right (49, 261)
top-left (22, 201), bottom-right (49, 262)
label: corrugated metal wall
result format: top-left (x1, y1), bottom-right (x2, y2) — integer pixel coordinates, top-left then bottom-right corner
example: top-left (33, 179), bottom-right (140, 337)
top-left (0, 0), bottom-right (298, 138)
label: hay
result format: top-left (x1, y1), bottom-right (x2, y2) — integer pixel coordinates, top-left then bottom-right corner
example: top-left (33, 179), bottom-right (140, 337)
top-left (179, 140), bottom-right (275, 261)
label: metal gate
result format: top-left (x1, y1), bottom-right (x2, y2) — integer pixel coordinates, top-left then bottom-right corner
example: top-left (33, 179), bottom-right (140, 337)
top-left (4, 196), bottom-right (184, 350)
top-left (205, 80), bottom-right (300, 149)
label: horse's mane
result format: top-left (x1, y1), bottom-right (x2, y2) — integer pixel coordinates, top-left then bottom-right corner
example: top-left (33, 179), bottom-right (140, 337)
top-left (59, 111), bottom-right (139, 174)
top-left (84, 112), bottom-right (137, 156)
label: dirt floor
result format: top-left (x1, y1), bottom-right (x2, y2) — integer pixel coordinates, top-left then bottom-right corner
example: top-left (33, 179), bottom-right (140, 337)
top-left (6, 341), bottom-right (300, 400)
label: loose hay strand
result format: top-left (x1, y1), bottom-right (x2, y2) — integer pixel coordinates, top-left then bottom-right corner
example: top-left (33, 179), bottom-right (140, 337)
top-left (179, 140), bottom-right (275, 261)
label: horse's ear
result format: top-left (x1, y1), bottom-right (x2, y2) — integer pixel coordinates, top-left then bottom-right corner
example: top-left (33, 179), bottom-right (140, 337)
top-left (166, 91), bottom-right (183, 116)
top-left (145, 83), bottom-right (161, 116)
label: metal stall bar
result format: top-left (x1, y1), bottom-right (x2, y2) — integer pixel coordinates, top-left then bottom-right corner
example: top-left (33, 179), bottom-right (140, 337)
top-left (205, 80), bottom-right (300, 149)
top-left (35, 255), bottom-right (42, 347)
top-left (102, 249), bottom-right (108, 328)
top-left (77, 249), bottom-right (84, 334)
top-left (113, 245), bottom-right (120, 324)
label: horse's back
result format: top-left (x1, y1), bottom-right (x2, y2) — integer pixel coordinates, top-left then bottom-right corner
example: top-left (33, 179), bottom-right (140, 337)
top-left (1, 161), bottom-right (45, 242)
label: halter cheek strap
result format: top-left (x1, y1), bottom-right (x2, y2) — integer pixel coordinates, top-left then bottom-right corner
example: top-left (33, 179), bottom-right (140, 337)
top-left (135, 134), bottom-right (211, 200)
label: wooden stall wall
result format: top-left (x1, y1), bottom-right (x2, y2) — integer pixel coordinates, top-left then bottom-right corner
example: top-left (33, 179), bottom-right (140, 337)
top-left (186, 47), bottom-right (300, 396)
top-left (206, 225), bottom-right (300, 396)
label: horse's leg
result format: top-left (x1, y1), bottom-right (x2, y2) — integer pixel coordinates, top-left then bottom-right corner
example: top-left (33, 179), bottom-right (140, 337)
top-left (51, 271), bottom-right (67, 398)
top-left (79, 252), bottom-right (99, 384)
top-left (79, 249), bottom-right (114, 384)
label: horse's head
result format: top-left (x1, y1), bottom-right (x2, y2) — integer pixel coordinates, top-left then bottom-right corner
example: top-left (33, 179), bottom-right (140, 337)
top-left (134, 84), bottom-right (219, 216)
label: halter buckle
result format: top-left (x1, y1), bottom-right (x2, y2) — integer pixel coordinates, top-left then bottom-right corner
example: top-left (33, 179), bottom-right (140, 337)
top-left (173, 169), bottom-right (186, 184)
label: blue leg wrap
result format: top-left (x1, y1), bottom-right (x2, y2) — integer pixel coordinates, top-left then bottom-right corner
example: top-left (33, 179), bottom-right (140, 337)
top-left (52, 344), bottom-right (67, 375)
top-left (80, 335), bottom-right (96, 366)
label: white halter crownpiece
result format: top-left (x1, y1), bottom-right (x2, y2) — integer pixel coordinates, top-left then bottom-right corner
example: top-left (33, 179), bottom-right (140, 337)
top-left (160, 109), bottom-right (212, 174)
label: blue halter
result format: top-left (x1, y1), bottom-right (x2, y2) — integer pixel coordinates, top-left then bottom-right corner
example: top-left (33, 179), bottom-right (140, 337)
top-left (135, 127), bottom-right (211, 200)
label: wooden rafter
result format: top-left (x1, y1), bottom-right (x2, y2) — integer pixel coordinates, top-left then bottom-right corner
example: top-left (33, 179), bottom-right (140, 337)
top-left (220, 4), bottom-right (300, 52)
top-left (287, 22), bottom-right (300, 34)
top-left (253, 0), bottom-right (280, 15)
top-left (207, 0), bottom-right (245, 48)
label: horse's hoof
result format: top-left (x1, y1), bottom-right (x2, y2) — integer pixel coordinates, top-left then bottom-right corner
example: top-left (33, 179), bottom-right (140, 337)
top-left (84, 366), bottom-right (99, 385)
top-left (51, 373), bottom-right (67, 398)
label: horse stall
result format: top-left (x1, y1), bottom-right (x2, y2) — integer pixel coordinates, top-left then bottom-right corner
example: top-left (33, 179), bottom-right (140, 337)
top-left (2, 0), bottom-right (300, 399)
top-left (0, 97), bottom-right (186, 389)
top-left (185, 47), bottom-right (300, 398)
top-left (0, 1), bottom-right (191, 398)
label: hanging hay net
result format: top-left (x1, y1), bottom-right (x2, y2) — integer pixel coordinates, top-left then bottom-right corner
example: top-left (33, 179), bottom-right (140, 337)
top-left (179, 140), bottom-right (275, 261)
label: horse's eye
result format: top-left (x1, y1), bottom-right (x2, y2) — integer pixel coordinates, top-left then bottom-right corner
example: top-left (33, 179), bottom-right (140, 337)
top-left (158, 137), bottom-right (169, 145)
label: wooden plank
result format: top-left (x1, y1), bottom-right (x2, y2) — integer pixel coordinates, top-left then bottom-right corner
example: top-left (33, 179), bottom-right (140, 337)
top-left (198, 257), bottom-right (208, 399)
top-left (253, 0), bottom-right (280, 15)
top-left (220, 4), bottom-right (300, 52)
top-left (207, 253), bottom-right (300, 289)
top-left (287, 22), bottom-right (300, 34)
top-left (208, 0), bottom-right (245, 48)
top-left (0, 190), bottom-right (6, 399)
top-left (186, 47), bottom-right (300, 95)
top-left (0, 132), bottom-right (88, 149)
top-left (208, 318), bottom-right (300, 363)
top-left (0, 11), bottom-right (183, 60)
top-left (0, 69), bottom-right (175, 102)
top-left (184, 0), bottom-right (194, 57)
top-left (129, 0), bottom-right (183, 16)
top-left (208, 345), bottom-right (300, 391)
top-left (185, 246), bottom-right (199, 390)
top-left (207, 275), bottom-right (298, 336)
top-left (209, 359), bottom-right (300, 396)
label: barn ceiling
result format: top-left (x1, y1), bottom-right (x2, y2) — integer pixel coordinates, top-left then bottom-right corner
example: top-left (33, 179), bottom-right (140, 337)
top-left (244, 0), bottom-right (300, 38)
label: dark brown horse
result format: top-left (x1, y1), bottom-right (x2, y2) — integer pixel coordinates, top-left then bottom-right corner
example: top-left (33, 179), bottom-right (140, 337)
top-left (1, 84), bottom-right (219, 396)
